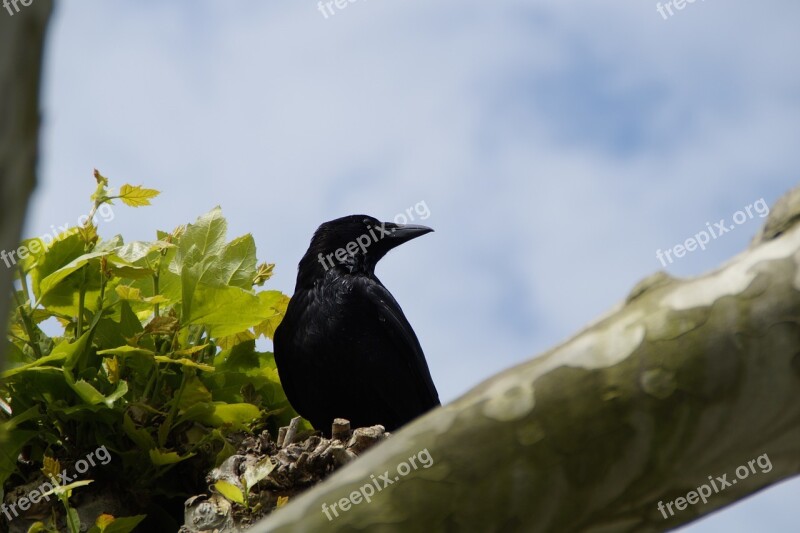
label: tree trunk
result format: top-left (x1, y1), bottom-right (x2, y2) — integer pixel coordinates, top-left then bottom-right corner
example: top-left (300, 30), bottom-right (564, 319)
top-left (0, 0), bottom-right (53, 370)
top-left (253, 185), bottom-right (800, 532)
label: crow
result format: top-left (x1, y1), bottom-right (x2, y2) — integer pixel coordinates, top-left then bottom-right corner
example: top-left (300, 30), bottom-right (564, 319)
top-left (274, 215), bottom-right (440, 435)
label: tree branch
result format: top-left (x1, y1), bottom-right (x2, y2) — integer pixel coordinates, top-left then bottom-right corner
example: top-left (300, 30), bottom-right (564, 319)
top-left (0, 0), bottom-right (53, 370)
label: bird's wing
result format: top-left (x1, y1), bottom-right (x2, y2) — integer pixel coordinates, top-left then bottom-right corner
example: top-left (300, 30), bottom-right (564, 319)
top-left (348, 276), bottom-right (440, 418)
top-left (275, 275), bottom-right (440, 431)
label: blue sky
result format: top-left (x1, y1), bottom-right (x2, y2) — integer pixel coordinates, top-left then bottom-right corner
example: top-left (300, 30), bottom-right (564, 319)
top-left (23, 0), bottom-right (800, 530)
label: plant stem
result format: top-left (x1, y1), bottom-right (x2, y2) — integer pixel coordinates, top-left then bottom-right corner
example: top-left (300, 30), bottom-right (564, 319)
top-left (153, 271), bottom-right (160, 318)
top-left (142, 366), bottom-right (157, 403)
top-left (17, 265), bottom-right (30, 303)
top-left (84, 200), bottom-right (101, 227)
top-left (99, 268), bottom-right (106, 310)
top-left (77, 292), bottom-right (85, 339)
top-left (13, 285), bottom-right (42, 359)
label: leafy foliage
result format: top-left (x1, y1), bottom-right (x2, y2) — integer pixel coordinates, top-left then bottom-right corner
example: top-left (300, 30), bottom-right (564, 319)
top-left (0, 171), bottom-right (299, 529)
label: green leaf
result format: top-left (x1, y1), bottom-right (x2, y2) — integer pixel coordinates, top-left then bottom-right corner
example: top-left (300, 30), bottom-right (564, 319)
top-left (179, 234), bottom-right (258, 291)
top-left (27, 232), bottom-right (111, 315)
top-left (64, 373), bottom-right (128, 408)
top-left (0, 407), bottom-right (40, 487)
top-left (66, 506), bottom-right (82, 533)
top-left (88, 514), bottom-right (147, 533)
top-left (29, 232), bottom-right (85, 303)
top-left (123, 413), bottom-right (156, 451)
top-left (185, 287), bottom-right (286, 338)
top-left (60, 329), bottom-right (95, 372)
top-left (115, 286), bottom-right (143, 301)
top-left (254, 292), bottom-right (290, 340)
top-left (38, 251), bottom-right (147, 306)
top-left (212, 429), bottom-right (237, 467)
top-left (98, 346), bottom-right (155, 358)
top-left (214, 480), bottom-right (245, 505)
top-left (116, 240), bottom-right (171, 263)
top-left (173, 344), bottom-right (209, 356)
top-left (42, 479), bottom-right (94, 498)
top-left (253, 262), bottom-right (274, 286)
top-left (95, 235), bottom-right (125, 253)
top-left (207, 346), bottom-right (301, 427)
top-left (38, 251), bottom-right (109, 303)
top-left (104, 515), bottom-right (147, 533)
top-left (68, 379), bottom-right (106, 404)
top-left (153, 356), bottom-right (214, 373)
top-left (1, 330), bottom-right (92, 379)
top-left (177, 375), bottom-right (213, 411)
top-left (172, 208), bottom-right (230, 318)
top-left (175, 207), bottom-right (228, 270)
top-left (216, 330), bottom-right (256, 350)
top-left (118, 300), bottom-right (145, 339)
top-left (5, 341), bottom-right (27, 365)
top-left (117, 184), bottom-right (160, 207)
top-left (107, 264), bottom-right (153, 280)
top-left (17, 237), bottom-right (46, 272)
top-left (218, 234), bottom-right (258, 289)
top-left (88, 514), bottom-right (114, 533)
top-left (98, 346), bottom-right (156, 379)
top-left (180, 402), bottom-right (260, 429)
top-left (148, 448), bottom-right (194, 466)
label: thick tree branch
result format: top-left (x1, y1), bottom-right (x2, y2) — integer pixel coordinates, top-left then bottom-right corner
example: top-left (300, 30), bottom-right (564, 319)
top-left (254, 185), bottom-right (800, 532)
top-left (0, 0), bottom-right (52, 370)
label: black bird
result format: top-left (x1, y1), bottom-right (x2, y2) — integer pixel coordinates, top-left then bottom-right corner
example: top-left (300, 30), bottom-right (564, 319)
top-left (274, 215), bottom-right (440, 435)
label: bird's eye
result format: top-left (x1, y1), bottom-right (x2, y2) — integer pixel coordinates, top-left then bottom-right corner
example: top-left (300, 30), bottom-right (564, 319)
top-left (362, 218), bottom-right (371, 226)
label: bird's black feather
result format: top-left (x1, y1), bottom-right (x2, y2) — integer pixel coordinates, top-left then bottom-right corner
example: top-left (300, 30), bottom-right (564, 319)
top-left (274, 215), bottom-right (439, 435)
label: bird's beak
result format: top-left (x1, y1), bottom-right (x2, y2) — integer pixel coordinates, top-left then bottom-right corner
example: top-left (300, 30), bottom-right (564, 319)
top-left (385, 223), bottom-right (433, 246)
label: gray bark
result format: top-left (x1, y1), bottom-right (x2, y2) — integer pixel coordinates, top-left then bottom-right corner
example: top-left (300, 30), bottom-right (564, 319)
top-left (0, 0), bottom-right (53, 370)
top-left (254, 185), bottom-right (800, 532)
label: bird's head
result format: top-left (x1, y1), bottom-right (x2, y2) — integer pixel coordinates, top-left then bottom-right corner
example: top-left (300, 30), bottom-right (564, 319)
top-left (297, 214), bottom-right (433, 285)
